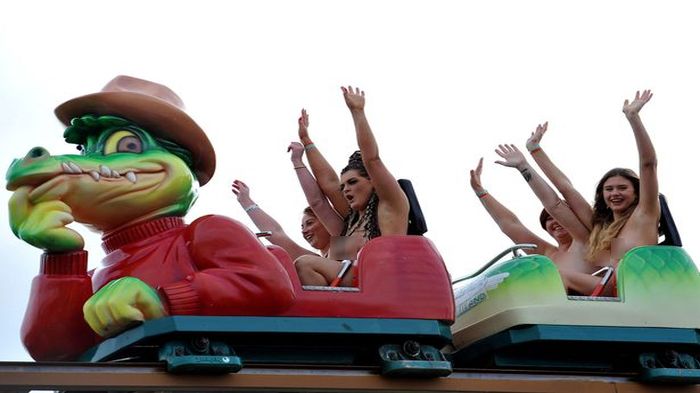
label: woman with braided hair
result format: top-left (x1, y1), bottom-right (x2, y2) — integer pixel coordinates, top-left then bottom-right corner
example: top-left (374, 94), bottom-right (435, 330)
top-left (339, 151), bottom-right (381, 238)
top-left (294, 86), bottom-right (409, 287)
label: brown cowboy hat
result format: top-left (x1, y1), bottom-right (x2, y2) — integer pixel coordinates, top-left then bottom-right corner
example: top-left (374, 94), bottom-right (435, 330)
top-left (55, 75), bottom-right (216, 186)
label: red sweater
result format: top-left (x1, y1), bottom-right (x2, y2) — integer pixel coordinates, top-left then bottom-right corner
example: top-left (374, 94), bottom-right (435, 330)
top-left (21, 215), bottom-right (295, 361)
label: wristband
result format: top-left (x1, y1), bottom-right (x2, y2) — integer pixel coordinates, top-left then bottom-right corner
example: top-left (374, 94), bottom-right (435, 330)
top-left (527, 144), bottom-right (541, 154)
top-left (475, 189), bottom-right (489, 199)
top-left (304, 143), bottom-right (316, 152)
top-left (244, 204), bottom-right (259, 213)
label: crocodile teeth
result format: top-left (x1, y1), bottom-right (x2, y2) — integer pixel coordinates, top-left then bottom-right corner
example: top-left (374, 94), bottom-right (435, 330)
top-left (111, 169), bottom-right (121, 178)
top-left (67, 162), bottom-right (82, 173)
top-left (125, 171), bottom-right (136, 183)
top-left (89, 170), bottom-right (100, 182)
top-left (62, 161), bottom-right (80, 174)
top-left (99, 165), bottom-right (112, 177)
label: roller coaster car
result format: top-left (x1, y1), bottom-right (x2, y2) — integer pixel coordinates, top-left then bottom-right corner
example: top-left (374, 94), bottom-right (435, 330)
top-left (80, 180), bottom-right (456, 377)
top-left (449, 194), bottom-right (700, 384)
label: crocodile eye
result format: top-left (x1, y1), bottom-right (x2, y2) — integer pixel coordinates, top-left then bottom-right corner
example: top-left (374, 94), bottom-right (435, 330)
top-left (104, 130), bottom-right (143, 155)
top-left (117, 136), bottom-right (142, 153)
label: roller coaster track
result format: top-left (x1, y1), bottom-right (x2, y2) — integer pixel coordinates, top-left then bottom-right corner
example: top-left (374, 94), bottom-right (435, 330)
top-left (1, 361), bottom-right (699, 392)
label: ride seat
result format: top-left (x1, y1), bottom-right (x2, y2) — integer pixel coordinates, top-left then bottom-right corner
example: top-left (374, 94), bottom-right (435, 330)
top-left (658, 193), bottom-right (682, 247)
top-left (398, 179), bottom-right (427, 236)
top-left (268, 179), bottom-right (429, 291)
top-left (306, 179), bottom-right (428, 289)
top-left (587, 193), bottom-right (681, 298)
top-left (266, 237), bottom-right (454, 321)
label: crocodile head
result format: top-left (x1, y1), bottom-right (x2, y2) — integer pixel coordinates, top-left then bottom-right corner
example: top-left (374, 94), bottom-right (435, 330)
top-left (6, 75), bottom-right (216, 248)
top-left (6, 115), bottom-right (202, 233)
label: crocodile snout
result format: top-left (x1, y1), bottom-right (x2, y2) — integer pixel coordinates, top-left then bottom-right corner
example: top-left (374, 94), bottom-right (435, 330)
top-left (6, 147), bottom-right (60, 191)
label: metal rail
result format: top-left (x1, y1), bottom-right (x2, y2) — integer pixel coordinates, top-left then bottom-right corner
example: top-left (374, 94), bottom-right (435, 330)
top-left (452, 244), bottom-right (537, 285)
top-left (1, 361), bottom-right (697, 392)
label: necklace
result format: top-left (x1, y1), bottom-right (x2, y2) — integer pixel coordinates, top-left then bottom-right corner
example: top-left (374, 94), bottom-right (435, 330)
top-left (345, 215), bottom-right (367, 237)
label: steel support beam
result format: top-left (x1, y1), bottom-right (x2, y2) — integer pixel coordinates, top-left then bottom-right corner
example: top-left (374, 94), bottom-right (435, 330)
top-left (0, 361), bottom-right (698, 392)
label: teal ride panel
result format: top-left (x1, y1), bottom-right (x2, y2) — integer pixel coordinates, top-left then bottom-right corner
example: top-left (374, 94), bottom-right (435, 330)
top-left (80, 316), bottom-right (453, 364)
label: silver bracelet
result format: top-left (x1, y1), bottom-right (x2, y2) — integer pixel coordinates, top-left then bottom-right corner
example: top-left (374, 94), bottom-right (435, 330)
top-left (244, 203), bottom-right (259, 213)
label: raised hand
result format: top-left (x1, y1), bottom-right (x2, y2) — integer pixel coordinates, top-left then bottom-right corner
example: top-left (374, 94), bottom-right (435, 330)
top-left (9, 185), bottom-right (84, 252)
top-left (469, 158), bottom-right (485, 193)
top-left (622, 90), bottom-right (653, 117)
top-left (287, 142), bottom-right (305, 166)
top-left (341, 85), bottom-right (365, 111)
top-left (83, 276), bottom-right (166, 337)
top-left (526, 122), bottom-right (548, 152)
top-left (298, 108), bottom-right (310, 142)
top-left (495, 144), bottom-right (527, 169)
top-left (231, 179), bottom-right (253, 205)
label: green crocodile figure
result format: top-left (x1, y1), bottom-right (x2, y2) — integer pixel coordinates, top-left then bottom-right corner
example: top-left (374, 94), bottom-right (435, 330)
top-left (8, 115), bottom-right (200, 251)
top-left (5, 76), bottom-right (294, 361)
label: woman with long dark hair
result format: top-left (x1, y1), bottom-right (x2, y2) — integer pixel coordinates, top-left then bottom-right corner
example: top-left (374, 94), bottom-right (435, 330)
top-left (294, 86), bottom-right (409, 286)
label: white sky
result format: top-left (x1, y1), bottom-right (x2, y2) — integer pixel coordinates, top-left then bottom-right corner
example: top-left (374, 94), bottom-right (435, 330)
top-left (1, 0), bottom-right (698, 361)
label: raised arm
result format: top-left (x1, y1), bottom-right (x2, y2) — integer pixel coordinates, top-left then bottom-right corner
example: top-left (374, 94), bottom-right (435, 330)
top-left (297, 109), bottom-right (351, 217)
top-left (469, 158), bottom-right (554, 255)
top-left (526, 122), bottom-right (594, 229)
top-left (495, 144), bottom-right (590, 242)
top-left (341, 86), bottom-right (409, 228)
top-left (231, 179), bottom-right (315, 260)
top-left (288, 142), bottom-right (344, 236)
top-left (622, 90), bottom-right (659, 218)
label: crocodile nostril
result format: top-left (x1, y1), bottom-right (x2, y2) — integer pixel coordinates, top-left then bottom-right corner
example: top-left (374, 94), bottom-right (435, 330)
top-left (25, 147), bottom-right (50, 160)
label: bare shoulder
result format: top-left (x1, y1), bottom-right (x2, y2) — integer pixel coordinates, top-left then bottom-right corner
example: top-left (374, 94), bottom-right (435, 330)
top-left (376, 200), bottom-right (409, 235)
top-left (543, 247), bottom-right (562, 264)
top-left (626, 208), bottom-right (660, 238)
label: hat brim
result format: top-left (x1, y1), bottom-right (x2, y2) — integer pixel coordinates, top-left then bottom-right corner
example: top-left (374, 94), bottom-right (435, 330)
top-left (55, 91), bottom-right (216, 186)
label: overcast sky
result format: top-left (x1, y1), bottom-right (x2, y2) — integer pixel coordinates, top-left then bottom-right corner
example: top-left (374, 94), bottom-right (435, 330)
top-left (1, 1), bottom-right (698, 361)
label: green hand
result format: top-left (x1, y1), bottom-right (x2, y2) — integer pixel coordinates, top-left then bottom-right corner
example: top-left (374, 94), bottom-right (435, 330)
top-left (83, 276), bottom-right (166, 337)
top-left (9, 186), bottom-right (84, 252)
